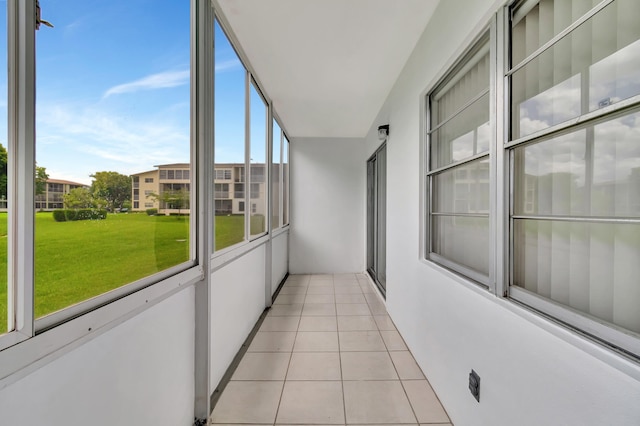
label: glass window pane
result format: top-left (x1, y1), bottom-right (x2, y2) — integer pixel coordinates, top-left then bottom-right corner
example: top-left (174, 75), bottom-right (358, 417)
top-left (511, 0), bottom-right (601, 66)
top-left (511, 0), bottom-right (640, 139)
top-left (215, 20), bottom-right (246, 250)
top-left (271, 120), bottom-right (281, 230)
top-left (432, 159), bottom-right (490, 214)
top-left (432, 216), bottom-right (489, 276)
top-left (0, 3), bottom-right (7, 335)
top-left (431, 45), bottom-right (489, 126)
top-left (249, 84), bottom-right (267, 237)
top-left (35, 0), bottom-right (190, 319)
top-left (513, 219), bottom-right (640, 334)
top-left (513, 110), bottom-right (640, 217)
top-left (430, 94), bottom-right (490, 169)
top-left (283, 135), bottom-right (289, 225)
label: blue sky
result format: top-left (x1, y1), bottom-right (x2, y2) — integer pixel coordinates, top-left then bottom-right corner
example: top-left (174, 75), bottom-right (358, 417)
top-left (0, 1), bottom-right (258, 186)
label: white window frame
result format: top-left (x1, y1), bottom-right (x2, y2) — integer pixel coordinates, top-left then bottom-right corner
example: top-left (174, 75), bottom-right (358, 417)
top-left (504, 0), bottom-right (640, 358)
top-left (421, 0), bottom-right (640, 360)
top-left (424, 23), bottom-right (497, 292)
top-left (0, 0), bottom-right (203, 356)
top-left (211, 13), bottom-right (292, 258)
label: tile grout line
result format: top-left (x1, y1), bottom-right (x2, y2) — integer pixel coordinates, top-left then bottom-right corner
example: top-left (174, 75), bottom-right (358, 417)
top-left (272, 274), bottom-right (308, 425)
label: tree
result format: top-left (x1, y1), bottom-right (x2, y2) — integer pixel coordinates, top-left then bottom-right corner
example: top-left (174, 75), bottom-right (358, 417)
top-left (150, 187), bottom-right (190, 216)
top-left (0, 144), bottom-right (7, 201)
top-left (35, 165), bottom-right (49, 195)
top-left (90, 171), bottom-right (131, 212)
top-left (63, 187), bottom-right (94, 209)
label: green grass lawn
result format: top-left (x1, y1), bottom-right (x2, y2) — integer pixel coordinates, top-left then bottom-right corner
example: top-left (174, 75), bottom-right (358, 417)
top-left (0, 212), bottom-right (257, 335)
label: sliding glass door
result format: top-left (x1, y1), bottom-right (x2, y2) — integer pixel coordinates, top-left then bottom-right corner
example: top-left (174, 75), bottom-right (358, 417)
top-left (367, 144), bottom-right (386, 296)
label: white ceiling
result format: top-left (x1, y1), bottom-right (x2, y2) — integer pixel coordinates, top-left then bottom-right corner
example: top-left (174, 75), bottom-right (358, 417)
top-left (217, 0), bottom-right (440, 138)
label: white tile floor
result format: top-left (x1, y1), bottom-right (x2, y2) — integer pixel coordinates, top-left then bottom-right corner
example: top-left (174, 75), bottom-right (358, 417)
top-left (210, 273), bottom-right (452, 425)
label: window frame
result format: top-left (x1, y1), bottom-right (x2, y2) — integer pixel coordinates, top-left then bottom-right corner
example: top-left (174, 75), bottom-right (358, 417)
top-left (424, 24), bottom-right (497, 292)
top-left (504, 0), bottom-right (640, 358)
top-left (0, 0), bottom-right (201, 351)
top-left (211, 14), bottom-right (291, 257)
top-left (421, 0), bottom-right (640, 360)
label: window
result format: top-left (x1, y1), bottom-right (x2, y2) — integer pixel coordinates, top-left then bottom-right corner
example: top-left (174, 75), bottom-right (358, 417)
top-left (215, 169), bottom-right (231, 180)
top-left (144, 190), bottom-right (153, 197)
top-left (215, 183), bottom-right (229, 199)
top-left (249, 84), bottom-right (267, 237)
top-left (271, 120), bottom-right (281, 229)
top-left (0, 3), bottom-right (7, 336)
top-left (426, 33), bottom-right (492, 285)
top-left (167, 170), bottom-right (175, 180)
top-left (144, 178), bottom-right (153, 183)
top-left (283, 134), bottom-right (290, 225)
top-left (508, 0), bottom-right (640, 356)
top-left (33, 0), bottom-right (192, 326)
top-left (234, 183), bottom-right (244, 199)
top-left (214, 20), bottom-right (246, 250)
top-left (144, 203), bottom-right (154, 208)
top-left (239, 201), bottom-right (245, 212)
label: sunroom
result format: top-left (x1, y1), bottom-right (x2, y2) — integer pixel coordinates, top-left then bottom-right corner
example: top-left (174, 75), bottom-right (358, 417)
top-left (0, 0), bottom-right (639, 425)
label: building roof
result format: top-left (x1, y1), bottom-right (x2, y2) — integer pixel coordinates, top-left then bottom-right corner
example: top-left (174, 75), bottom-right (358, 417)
top-left (47, 178), bottom-right (88, 187)
top-left (153, 163), bottom-right (190, 169)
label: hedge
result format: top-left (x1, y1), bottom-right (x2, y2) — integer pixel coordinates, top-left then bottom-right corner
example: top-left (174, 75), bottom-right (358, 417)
top-left (146, 208), bottom-right (158, 216)
top-left (53, 209), bottom-right (108, 222)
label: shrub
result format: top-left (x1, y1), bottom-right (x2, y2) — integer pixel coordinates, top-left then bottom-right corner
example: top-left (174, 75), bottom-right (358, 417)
top-left (146, 208), bottom-right (158, 216)
top-left (53, 210), bottom-right (67, 222)
top-left (53, 209), bottom-right (107, 222)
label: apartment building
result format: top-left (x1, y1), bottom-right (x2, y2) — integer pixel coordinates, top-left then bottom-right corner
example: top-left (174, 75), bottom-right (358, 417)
top-left (34, 179), bottom-right (88, 210)
top-left (131, 163), bottom-right (267, 215)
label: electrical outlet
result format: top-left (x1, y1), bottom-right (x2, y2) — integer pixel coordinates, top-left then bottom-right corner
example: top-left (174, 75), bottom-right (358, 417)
top-left (469, 369), bottom-right (480, 402)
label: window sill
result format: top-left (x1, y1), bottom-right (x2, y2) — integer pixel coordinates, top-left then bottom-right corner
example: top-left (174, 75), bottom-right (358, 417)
top-left (0, 266), bottom-right (203, 389)
top-left (418, 258), bottom-right (640, 380)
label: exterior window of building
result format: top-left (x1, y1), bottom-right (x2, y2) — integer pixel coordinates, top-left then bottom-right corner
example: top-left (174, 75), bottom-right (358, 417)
top-left (144, 203), bottom-right (153, 208)
top-left (215, 169), bottom-right (231, 180)
top-left (239, 201), bottom-right (245, 212)
top-left (144, 178), bottom-right (153, 183)
top-left (132, 176), bottom-right (139, 188)
top-left (271, 120), bottom-right (282, 230)
top-left (283, 134), bottom-right (289, 225)
top-left (214, 20), bottom-right (246, 250)
top-left (144, 190), bottom-right (152, 197)
top-left (508, 0), bottom-right (640, 356)
top-left (426, 33), bottom-right (491, 285)
top-left (33, 0), bottom-right (191, 325)
top-left (167, 170), bottom-right (175, 180)
top-left (249, 83), bottom-right (267, 237)
top-left (0, 3), bottom-right (7, 336)
top-left (159, 170), bottom-right (167, 180)
top-left (214, 183), bottom-right (229, 199)
top-left (234, 183), bottom-right (244, 199)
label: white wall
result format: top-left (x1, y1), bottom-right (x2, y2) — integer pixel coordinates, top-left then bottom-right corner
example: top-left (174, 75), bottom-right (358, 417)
top-left (363, 0), bottom-right (640, 425)
top-left (290, 137), bottom-right (365, 274)
top-left (0, 287), bottom-right (195, 426)
top-left (210, 245), bottom-right (267, 388)
top-left (272, 231), bottom-right (289, 295)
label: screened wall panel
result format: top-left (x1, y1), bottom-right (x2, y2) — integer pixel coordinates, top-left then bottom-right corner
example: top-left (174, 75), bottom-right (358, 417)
top-left (34, 0), bottom-right (191, 320)
top-left (214, 20), bottom-right (246, 250)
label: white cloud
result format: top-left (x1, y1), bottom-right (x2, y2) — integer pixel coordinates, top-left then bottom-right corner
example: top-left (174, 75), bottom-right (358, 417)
top-left (215, 59), bottom-right (242, 72)
top-left (103, 69), bottom-right (190, 98)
